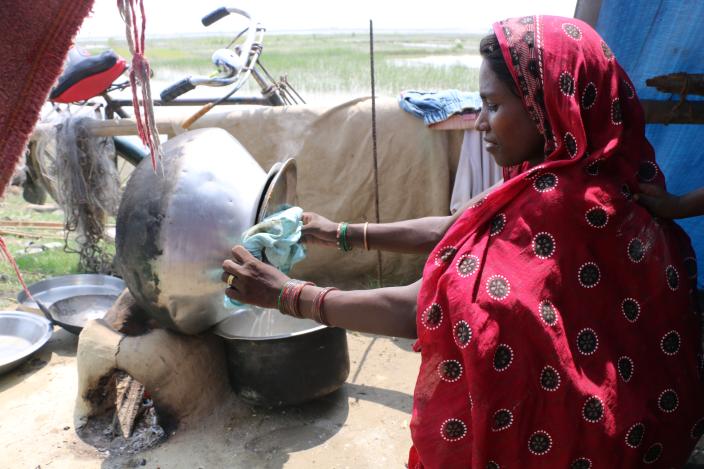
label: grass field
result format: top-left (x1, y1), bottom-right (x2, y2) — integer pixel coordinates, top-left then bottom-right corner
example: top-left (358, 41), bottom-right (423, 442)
top-left (92, 32), bottom-right (484, 96)
top-left (0, 188), bottom-right (81, 308)
top-left (3, 32), bottom-right (483, 309)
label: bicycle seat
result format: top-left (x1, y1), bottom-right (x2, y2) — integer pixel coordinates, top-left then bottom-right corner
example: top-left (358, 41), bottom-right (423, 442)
top-left (50, 47), bottom-right (127, 103)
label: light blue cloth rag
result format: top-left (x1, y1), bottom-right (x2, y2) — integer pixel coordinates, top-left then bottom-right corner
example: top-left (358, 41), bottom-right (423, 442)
top-left (240, 206), bottom-right (306, 274)
top-left (398, 89), bottom-right (482, 126)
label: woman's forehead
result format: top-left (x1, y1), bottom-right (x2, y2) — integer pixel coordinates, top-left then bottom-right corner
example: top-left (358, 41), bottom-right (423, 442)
top-left (479, 61), bottom-right (511, 98)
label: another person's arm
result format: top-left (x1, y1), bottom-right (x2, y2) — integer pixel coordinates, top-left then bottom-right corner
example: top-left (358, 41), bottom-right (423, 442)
top-left (222, 246), bottom-right (419, 339)
top-left (635, 184), bottom-right (704, 219)
top-left (302, 180), bottom-right (502, 254)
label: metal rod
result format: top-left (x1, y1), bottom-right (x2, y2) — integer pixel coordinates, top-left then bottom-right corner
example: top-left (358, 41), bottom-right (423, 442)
top-left (110, 97), bottom-right (274, 107)
top-left (370, 19), bottom-right (382, 288)
top-left (641, 99), bottom-right (704, 124)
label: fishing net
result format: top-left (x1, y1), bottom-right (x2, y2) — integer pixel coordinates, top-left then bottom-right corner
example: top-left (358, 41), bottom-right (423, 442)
top-left (32, 109), bottom-right (121, 273)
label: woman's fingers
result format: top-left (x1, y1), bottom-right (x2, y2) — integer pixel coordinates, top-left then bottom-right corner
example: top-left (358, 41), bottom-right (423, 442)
top-left (638, 183), bottom-right (666, 197)
top-left (230, 246), bottom-right (245, 264)
top-left (230, 244), bottom-right (257, 264)
top-left (222, 244), bottom-right (291, 309)
top-left (220, 270), bottom-right (238, 285)
top-left (633, 192), bottom-right (656, 208)
top-left (222, 259), bottom-right (243, 275)
top-left (634, 184), bottom-right (684, 218)
top-left (224, 284), bottom-right (242, 299)
top-left (634, 183), bottom-right (663, 208)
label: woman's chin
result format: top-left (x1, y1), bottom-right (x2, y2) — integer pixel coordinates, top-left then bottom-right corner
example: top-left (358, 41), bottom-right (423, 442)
top-left (487, 149), bottom-right (510, 167)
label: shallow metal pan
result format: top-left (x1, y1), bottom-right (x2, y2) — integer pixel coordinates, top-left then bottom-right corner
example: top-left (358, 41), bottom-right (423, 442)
top-left (0, 312), bottom-right (52, 375)
top-left (18, 274), bottom-right (124, 335)
top-left (36, 295), bottom-right (118, 335)
top-left (17, 274), bottom-right (124, 310)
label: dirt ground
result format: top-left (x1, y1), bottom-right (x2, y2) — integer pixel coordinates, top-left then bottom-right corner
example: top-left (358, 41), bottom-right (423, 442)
top-left (0, 322), bottom-right (420, 469)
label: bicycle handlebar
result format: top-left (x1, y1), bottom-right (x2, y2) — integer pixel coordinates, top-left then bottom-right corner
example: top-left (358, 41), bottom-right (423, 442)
top-left (202, 7), bottom-right (229, 26)
top-left (160, 77), bottom-right (195, 102)
top-left (202, 6), bottom-right (254, 26)
top-left (161, 6), bottom-right (263, 100)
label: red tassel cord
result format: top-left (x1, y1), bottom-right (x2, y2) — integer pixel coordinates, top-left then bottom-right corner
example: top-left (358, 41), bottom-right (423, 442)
top-left (117, 0), bottom-right (163, 170)
top-left (0, 236), bottom-right (34, 302)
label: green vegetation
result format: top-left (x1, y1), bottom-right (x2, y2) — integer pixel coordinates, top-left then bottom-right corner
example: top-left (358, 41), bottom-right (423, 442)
top-left (0, 190), bottom-right (80, 308)
top-left (88, 32), bottom-right (483, 96)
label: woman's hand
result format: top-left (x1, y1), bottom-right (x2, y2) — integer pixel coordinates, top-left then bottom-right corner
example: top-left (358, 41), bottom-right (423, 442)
top-left (221, 245), bottom-right (290, 308)
top-left (634, 183), bottom-right (688, 219)
top-left (300, 212), bottom-right (338, 247)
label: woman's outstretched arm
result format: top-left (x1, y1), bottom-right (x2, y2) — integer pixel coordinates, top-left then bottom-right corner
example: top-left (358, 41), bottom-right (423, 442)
top-left (222, 246), bottom-right (420, 339)
top-left (302, 180), bottom-right (502, 255)
top-left (635, 184), bottom-right (704, 219)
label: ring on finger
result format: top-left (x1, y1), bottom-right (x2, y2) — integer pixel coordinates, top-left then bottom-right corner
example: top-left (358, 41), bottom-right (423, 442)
top-left (226, 274), bottom-right (235, 287)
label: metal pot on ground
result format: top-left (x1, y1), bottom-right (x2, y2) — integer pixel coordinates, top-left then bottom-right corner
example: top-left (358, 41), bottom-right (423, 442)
top-left (213, 307), bottom-right (350, 407)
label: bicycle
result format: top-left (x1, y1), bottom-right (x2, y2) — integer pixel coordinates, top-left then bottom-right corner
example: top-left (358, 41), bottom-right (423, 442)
top-left (24, 5), bottom-right (303, 205)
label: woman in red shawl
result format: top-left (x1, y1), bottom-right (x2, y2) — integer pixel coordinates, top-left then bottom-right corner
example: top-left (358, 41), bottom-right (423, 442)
top-left (222, 15), bottom-right (704, 468)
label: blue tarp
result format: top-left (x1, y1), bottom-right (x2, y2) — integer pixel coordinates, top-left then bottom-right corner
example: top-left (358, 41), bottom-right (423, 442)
top-left (595, 0), bottom-right (704, 287)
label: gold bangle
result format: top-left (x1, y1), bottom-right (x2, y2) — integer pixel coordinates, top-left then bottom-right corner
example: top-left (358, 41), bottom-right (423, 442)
top-left (363, 222), bottom-right (369, 251)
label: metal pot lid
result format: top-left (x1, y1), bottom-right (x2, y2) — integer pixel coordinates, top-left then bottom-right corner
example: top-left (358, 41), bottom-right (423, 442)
top-left (256, 158), bottom-right (297, 224)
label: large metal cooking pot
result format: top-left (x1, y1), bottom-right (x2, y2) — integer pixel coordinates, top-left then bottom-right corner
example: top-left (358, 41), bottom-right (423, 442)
top-left (213, 307), bottom-right (350, 406)
top-left (115, 128), bottom-right (296, 334)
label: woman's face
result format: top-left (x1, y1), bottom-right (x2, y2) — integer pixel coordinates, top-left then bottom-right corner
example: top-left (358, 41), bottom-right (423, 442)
top-left (475, 60), bottom-right (545, 167)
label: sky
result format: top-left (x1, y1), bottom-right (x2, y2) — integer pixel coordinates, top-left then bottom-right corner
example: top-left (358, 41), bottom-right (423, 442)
top-left (77, 0), bottom-right (578, 38)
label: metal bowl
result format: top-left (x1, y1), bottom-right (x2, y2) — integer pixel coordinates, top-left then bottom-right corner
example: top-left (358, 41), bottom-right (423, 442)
top-left (213, 307), bottom-right (349, 406)
top-left (17, 274), bottom-right (125, 310)
top-left (0, 312), bottom-right (52, 375)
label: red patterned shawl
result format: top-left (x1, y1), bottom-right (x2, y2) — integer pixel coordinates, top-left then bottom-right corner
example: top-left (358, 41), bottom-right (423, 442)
top-left (409, 15), bottom-right (703, 469)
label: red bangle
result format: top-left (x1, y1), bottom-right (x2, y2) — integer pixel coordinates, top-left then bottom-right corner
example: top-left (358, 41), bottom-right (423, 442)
top-left (313, 287), bottom-right (338, 325)
top-left (278, 280), bottom-right (296, 316)
top-left (291, 281), bottom-right (314, 318)
top-left (278, 280), bottom-right (315, 318)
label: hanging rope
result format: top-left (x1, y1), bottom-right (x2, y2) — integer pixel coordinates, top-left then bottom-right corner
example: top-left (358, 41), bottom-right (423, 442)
top-left (0, 237), bottom-right (33, 300)
top-left (117, 0), bottom-right (162, 170)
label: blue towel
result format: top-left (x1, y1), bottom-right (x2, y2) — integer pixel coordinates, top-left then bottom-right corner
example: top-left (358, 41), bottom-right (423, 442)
top-left (240, 206), bottom-right (306, 274)
top-left (398, 90), bottom-right (482, 126)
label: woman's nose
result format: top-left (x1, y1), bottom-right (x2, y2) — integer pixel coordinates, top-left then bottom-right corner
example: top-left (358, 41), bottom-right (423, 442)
top-left (474, 109), bottom-right (489, 132)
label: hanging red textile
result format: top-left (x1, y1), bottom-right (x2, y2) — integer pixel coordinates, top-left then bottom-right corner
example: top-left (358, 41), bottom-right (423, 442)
top-left (0, 0), bottom-right (94, 194)
top-left (0, 0), bottom-right (95, 297)
top-left (410, 15), bottom-right (703, 468)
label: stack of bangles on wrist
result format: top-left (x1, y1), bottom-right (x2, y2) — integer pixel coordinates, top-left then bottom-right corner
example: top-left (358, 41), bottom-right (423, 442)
top-left (336, 222), bottom-right (352, 251)
top-left (336, 221), bottom-right (370, 252)
top-left (277, 280), bottom-right (337, 326)
top-left (277, 279), bottom-right (314, 319)
top-left (312, 287), bottom-right (338, 325)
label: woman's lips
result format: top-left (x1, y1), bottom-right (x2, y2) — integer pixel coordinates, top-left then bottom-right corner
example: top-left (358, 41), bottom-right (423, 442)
top-left (484, 140), bottom-right (498, 151)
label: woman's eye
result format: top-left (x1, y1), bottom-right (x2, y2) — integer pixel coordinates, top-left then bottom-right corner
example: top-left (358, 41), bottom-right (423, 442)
top-left (487, 104), bottom-right (499, 112)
